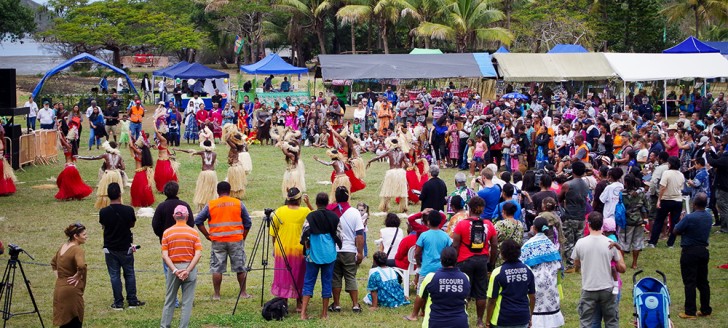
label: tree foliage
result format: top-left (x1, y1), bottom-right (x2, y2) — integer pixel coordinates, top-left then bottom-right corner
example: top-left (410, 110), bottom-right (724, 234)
top-left (0, 0), bottom-right (36, 42)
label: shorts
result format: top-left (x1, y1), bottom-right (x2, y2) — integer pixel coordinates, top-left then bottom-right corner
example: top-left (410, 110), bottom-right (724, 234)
top-left (457, 255), bottom-right (489, 300)
top-left (210, 240), bottom-right (246, 273)
top-left (332, 252), bottom-right (358, 291)
top-left (618, 225), bottom-right (644, 252)
top-left (105, 124), bottom-right (118, 135)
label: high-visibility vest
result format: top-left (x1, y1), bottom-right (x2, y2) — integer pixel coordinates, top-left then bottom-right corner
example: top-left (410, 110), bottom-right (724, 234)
top-left (577, 144), bottom-right (590, 163)
top-left (208, 196), bottom-right (244, 242)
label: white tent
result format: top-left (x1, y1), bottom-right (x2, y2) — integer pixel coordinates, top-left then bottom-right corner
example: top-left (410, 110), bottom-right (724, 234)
top-left (493, 53), bottom-right (617, 82)
top-left (603, 53), bottom-right (728, 81)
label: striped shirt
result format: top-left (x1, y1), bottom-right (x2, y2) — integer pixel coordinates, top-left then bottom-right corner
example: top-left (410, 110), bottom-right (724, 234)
top-left (161, 221), bottom-right (202, 263)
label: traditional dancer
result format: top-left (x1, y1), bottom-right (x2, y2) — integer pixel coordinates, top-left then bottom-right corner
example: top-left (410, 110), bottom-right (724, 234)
top-left (56, 126), bottom-right (92, 200)
top-left (129, 134), bottom-right (155, 207)
top-left (153, 124), bottom-right (178, 192)
top-left (273, 127), bottom-right (306, 198)
top-left (223, 123), bottom-right (247, 199)
top-left (314, 149), bottom-right (350, 202)
top-left (175, 138), bottom-right (218, 210)
top-left (367, 137), bottom-right (410, 212)
top-left (238, 135), bottom-right (253, 174)
top-left (76, 141), bottom-right (125, 209)
top-left (0, 124), bottom-right (17, 196)
top-left (329, 123), bottom-right (366, 180)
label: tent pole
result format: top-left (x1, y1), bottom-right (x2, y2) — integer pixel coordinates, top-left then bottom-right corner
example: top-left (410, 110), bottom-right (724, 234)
top-left (623, 80), bottom-right (626, 109)
top-left (664, 80), bottom-right (668, 118)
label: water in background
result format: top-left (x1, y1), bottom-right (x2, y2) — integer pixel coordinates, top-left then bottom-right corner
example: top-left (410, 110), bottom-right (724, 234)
top-left (0, 38), bottom-right (64, 75)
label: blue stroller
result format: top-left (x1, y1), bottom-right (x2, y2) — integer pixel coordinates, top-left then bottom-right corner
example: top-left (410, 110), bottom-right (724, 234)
top-left (633, 270), bottom-right (672, 328)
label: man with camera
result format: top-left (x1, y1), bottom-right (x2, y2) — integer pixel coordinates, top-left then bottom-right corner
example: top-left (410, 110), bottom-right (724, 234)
top-left (195, 181), bottom-right (252, 300)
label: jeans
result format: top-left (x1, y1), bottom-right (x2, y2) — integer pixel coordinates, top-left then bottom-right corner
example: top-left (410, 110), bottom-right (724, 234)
top-left (88, 129), bottom-right (100, 149)
top-left (40, 123), bottom-right (54, 130)
top-left (459, 143), bottom-right (470, 170)
top-left (363, 231), bottom-right (368, 257)
top-left (130, 122), bottom-right (142, 140)
top-left (27, 116), bottom-right (36, 131)
top-left (302, 261), bottom-right (334, 298)
top-left (649, 199), bottom-right (682, 246)
top-left (503, 153), bottom-right (511, 172)
top-left (104, 250), bottom-right (139, 306)
top-left (680, 246), bottom-right (711, 316)
top-left (161, 263), bottom-right (197, 328)
top-left (578, 289), bottom-right (618, 328)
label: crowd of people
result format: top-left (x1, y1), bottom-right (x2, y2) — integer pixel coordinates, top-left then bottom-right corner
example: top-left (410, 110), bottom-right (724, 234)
top-left (3, 84), bottom-right (728, 328)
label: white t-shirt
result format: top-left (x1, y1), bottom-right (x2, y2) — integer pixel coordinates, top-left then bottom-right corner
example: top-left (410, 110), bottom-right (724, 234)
top-left (117, 77), bottom-right (124, 91)
top-left (337, 207), bottom-right (364, 254)
top-left (571, 234), bottom-right (622, 291)
top-left (353, 107), bottom-right (366, 121)
top-left (380, 227), bottom-right (404, 260)
top-left (186, 97), bottom-right (204, 114)
top-left (636, 148), bottom-right (648, 163)
top-left (24, 101), bottom-right (39, 117)
top-left (37, 108), bottom-right (55, 125)
top-left (599, 182), bottom-right (623, 220)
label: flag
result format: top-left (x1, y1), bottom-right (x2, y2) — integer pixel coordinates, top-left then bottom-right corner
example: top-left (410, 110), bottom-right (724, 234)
top-left (234, 35), bottom-right (244, 55)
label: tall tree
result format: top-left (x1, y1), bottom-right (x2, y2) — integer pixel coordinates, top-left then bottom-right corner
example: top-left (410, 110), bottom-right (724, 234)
top-left (661, 0), bottom-right (728, 38)
top-left (336, 0), bottom-right (399, 54)
top-left (415, 0), bottom-right (512, 52)
top-left (0, 0), bottom-right (36, 42)
top-left (276, 0), bottom-right (333, 54)
top-left (395, 0), bottom-right (441, 48)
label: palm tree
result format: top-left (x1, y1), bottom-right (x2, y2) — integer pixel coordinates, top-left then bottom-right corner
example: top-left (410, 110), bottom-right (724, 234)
top-left (277, 0), bottom-right (334, 54)
top-left (336, 0), bottom-right (400, 54)
top-left (415, 0), bottom-right (513, 52)
top-left (661, 0), bottom-right (728, 39)
top-left (395, 0), bottom-right (441, 48)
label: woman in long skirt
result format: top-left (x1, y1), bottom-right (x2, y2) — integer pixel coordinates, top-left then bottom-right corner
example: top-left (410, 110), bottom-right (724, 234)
top-left (0, 124), bottom-right (16, 196)
top-left (56, 126), bottom-right (92, 200)
top-left (184, 113), bottom-right (199, 144)
top-left (153, 126), bottom-right (178, 192)
top-left (129, 136), bottom-right (155, 207)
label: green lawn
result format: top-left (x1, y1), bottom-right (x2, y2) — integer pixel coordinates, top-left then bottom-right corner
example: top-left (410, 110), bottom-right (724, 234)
top-left (0, 131), bottom-right (726, 328)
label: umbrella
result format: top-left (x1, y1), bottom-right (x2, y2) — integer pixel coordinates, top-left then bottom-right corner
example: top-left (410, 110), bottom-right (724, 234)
top-left (502, 92), bottom-right (530, 100)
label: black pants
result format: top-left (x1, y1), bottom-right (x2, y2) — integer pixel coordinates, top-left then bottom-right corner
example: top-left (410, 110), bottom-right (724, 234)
top-left (680, 246), bottom-right (711, 316)
top-left (60, 316), bottom-right (82, 328)
top-left (649, 199), bottom-right (681, 246)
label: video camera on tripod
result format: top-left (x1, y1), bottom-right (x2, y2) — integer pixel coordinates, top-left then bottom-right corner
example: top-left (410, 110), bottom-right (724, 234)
top-left (7, 244), bottom-right (34, 261)
top-left (0, 243), bottom-right (44, 327)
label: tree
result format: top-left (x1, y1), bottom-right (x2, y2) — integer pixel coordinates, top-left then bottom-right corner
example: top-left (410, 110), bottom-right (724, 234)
top-left (337, 0), bottom-right (400, 54)
top-left (205, 0), bottom-right (272, 65)
top-left (276, 0), bottom-right (334, 54)
top-left (395, 0), bottom-right (440, 48)
top-left (511, 0), bottom-right (595, 52)
top-left (661, 0), bottom-right (728, 39)
top-left (0, 0), bottom-right (36, 42)
top-left (414, 0), bottom-right (512, 52)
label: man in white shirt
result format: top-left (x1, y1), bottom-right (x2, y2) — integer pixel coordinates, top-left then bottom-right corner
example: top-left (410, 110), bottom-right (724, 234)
top-left (37, 102), bottom-right (55, 130)
top-left (328, 186), bottom-right (364, 313)
top-left (599, 168), bottom-right (624, 222)
top-left (86, 100), bottom-right (100, 118)
top-left (24, 96), bottom-right (39, 132)
top-left (185, 93), bottom-right (204, 116)
top-left (117, 76), bottom-right (125, 93)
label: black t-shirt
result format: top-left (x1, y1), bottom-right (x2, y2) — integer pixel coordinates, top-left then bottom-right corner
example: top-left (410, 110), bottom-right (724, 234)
top-left (532, 190), bottom-right (558, 214)
top-left (99, 204), bottom-right (136, 251)
top-left (104, 107), bottom-right (120, 126)
top-left (107, 97), bottom-right (122, 111)
top-left (211, 94), bottom-right (223, 105)
top-left (173, 87), bottom-right (183, 101)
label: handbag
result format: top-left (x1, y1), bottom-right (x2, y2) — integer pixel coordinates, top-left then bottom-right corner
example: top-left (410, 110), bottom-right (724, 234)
top-left (385, 228), bottom-right (399, 259)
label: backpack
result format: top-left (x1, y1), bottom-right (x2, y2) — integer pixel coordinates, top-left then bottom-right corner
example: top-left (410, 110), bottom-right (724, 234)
top-left (614, 191), bottom-right (627, 229)
top-left (262, 297), bottom-right (288, 321)
top-left (467, 219), bottom-right (487, 253)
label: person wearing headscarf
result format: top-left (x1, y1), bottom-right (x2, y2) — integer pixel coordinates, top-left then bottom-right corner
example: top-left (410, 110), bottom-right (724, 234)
top-left (520, 217), bottom-right (564, 328)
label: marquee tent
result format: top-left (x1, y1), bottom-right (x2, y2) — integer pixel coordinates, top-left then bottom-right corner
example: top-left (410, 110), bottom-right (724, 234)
top-left (240, 53), bottom-right (308, 75)
top-left (547, 44), bottom-right (588, 53)
top-left (663, 36), bottom-right (720, 53)
top-left (603, 53), bottom-right (728, 81)
top-left (704, 42), bottom-right (728, 55)
top-left (492, 53), bottom-right (616, 82)
top-left (152, 61), bottom-right (188, 78)
top-left (318, 53), bottom-right (495, 80)
top-left (166, 63), bottom-right (229, 79)
top-left (32, 53), bottom-right (138, 98)
top-left (410, 48), bottom-right (443, 54)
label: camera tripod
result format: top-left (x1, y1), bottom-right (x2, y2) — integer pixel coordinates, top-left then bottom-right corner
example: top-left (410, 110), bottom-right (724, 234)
top-left (0, 246), bottom-right (44, 327)
top-left (232, 209), bottom-right (300, 314)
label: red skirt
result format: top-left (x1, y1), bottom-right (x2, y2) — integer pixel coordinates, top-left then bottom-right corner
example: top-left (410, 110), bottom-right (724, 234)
top-left (131, 170), bottom-right (155, 207)
top-left (396, 170), bottom-right (427, 204)
top-left (0, 163), bottom-right (15, 196)
top-left (154, 159), bottom-right (178, 192)
top-left (330, 168), bottom-right (366, 193)
top-left (55, 164), bottom-right (92, 200)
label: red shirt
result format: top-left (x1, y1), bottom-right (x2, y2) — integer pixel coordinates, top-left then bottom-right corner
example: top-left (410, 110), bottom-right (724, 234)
top-left (394, 234), bottom-right (417, 270)
top-left (195, 109), bottom-right (209, 125)
top-left (407, 211), bottom-right (446, 235)
top-left (452, 217), bottom-right (496, 263)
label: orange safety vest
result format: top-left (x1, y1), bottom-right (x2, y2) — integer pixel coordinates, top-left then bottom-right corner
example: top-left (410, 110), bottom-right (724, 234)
top-left (207, 196), bottom-right (244, 242)
top-left (577, 144), bottom-right (590, 163)
top-left (130, 106), bottom-right (144, 123)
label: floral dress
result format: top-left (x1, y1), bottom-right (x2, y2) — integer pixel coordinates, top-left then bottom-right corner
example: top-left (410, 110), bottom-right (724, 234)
top-left (520, 233), bottom-right (564, 327)
top-left (363, 267), bottom-right (409, 308)
top-left (448, 125), bottom-right (460, 159)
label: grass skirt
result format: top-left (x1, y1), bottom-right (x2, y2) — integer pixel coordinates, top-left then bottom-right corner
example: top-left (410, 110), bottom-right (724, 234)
top-left (350, 157), bottom-right (366, 180)
top-left (130, 168), bottom-right (155, 207)
top-left (56, 164), bottom-right (92, 200)
top-left (0, 158), bottom-right (16, 196)
top-left (154, 159), bottom-right (178, 192)
top-left (239, 152), bottom-right (253, 174)
top-left (227, 163), bottom-right (247, 199)
top-left (194, 170), bottom-right (218, 210)
top-left (95, 169), bottom-right (123, 209)
top-left (379, 168), bottom-right (407, 198)
top-left (282, 160), bottom-right (306, 197)
top-left (331, 173), bottom-right (352, 201)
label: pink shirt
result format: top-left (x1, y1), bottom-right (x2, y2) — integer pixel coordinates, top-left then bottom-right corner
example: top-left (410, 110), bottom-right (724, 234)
top-left (666, 136), bottom-right (679, 157)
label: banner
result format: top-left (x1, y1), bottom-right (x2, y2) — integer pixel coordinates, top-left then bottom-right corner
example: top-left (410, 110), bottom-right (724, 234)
top-left (234, 35), bottom-right (244, 55)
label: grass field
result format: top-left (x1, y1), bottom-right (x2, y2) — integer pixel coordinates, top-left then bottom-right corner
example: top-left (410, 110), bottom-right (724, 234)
top-left (1, 125), bottom-right (727, 328)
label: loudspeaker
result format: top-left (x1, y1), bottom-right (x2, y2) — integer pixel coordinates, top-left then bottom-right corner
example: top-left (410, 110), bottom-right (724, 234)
top-left (0, 69), bottom-right (17, 108)
top-left (3, 124), bottom-right (21, 169)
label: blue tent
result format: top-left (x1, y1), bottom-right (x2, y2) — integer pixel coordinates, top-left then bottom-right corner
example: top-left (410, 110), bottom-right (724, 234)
top-left (32, 53), bottom-right (138, 98)
top-left (547, 44), bottom-right (588, 53)
top-left (165, 63), bottom-right (229, 79)
top-left (240, 53), bottom-right (308, 75)
top-left (152, 61), bottom-right (188, 78)
top-left (495, 46), bottom-right (510, 53)
top-left (704, 41), bottom-right (728, 55)
top-left (663, 36), bottom-right (719, 53)
top-left (472, 53), bottom-right (497, 77)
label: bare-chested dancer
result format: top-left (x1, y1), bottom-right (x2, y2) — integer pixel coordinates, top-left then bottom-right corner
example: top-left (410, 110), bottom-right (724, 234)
top-left (329, 123), bottom-right (366, 180)
top-left (175, 139), bottom-right (218, 210)
top-left (366, 137), bottom-right (410, 212)
top-left (314, 149), bottom-right (350, 202)
top-left (76, 141), bottom-right (126, 209)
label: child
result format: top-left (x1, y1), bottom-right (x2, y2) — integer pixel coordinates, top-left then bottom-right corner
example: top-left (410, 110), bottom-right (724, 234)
top-left (118, 115), bottom-right (130, 147)
top-left (375, 143), bottom-right (387, 161)
top-left (363, 251), bottom-right (409, 309)
top-left (357, 203), bottom-right (369, 257)
top-left (502, 130), bottom-right (514, 172)
top-left (510, 138), bottom-right (520, 173)
top-left (167, 118), bottom-right (180, 146)
top-left (467, 138), bottom-right (476, 176)
top-left (473, 135), bottom-right (487, 173)
top-left (602, 217), bottom-right (621, 296)
top-left (353, 118), bottom-right (362, 139)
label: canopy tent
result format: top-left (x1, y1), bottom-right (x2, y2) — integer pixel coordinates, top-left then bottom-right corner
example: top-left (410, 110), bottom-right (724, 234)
top-left (603, 53), bottom-right (728, 81)
top-left (410, 48), bottom-right (443, 55)
top-left (32, 53), bottom-right (138, 98)
top-left (547, 44), bottom-right (588, 53)
top-left (167, 63), bottom-right (228, 79)
top-left (318, 53), bottom-right (495, 80)
top-left (494, 46), bottom-right (510, 53)
top-left (240, 53), bottom-right (308, 75)
top-left (152, 61), bottom-right (188, 78)
top-left (492, 53), bottom-right (616, 82)
top-left (663, 36), bottom-right (719, 53)
top-left (472, 53), bottom-right (498, 77)
top-left (705, 42), bottom-right (728, 60)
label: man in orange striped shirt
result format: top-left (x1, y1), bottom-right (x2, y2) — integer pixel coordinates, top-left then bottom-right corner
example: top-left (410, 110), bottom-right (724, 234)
top-left (161, 205), bottom-right (202, 328)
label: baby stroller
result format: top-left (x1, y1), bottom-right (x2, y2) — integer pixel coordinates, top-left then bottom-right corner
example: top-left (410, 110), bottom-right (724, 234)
top-left (633, 270), bottom-right (672, 328)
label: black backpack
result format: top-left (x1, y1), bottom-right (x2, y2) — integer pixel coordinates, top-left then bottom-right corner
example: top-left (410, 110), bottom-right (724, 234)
top-left (467, 219), bottom-right (487, 253)
top-left (262, 297), bottom-right (288, 321)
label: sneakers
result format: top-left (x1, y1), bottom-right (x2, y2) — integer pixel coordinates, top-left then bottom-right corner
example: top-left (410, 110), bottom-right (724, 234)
top-left (128, 300), bottom-right (146, 308)
top-left (678, 313), bottom-right (697, 319)
top-left (110, 304), bottom-right (124, 311)
top-left (645, 244), bottom-right (656, 248)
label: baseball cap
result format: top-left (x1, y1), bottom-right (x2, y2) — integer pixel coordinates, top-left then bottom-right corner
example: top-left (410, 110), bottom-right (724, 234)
top-left (174, 205), bottom-right (189, 217)
top-left (698, 136), bottom-right (710, 146)
top-left (135, 100), bottom-right (141, 104)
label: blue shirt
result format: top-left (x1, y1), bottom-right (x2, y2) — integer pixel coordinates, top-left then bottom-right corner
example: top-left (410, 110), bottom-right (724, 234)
top-left (416, 229), bottom-right (452, 277)
top-left (492, 199), bottom-right (522, 222)
top-left (487, 261), bottom-right (535, 327)
top-left (674, 210), bottom-right (712, 248)
top-left (419, 267), bottom-right (471, 328)
top-left (477, 184), bottom-right (502, 219)
top-left (308, 234), bottom-right (337, 264)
